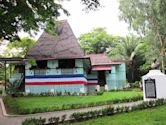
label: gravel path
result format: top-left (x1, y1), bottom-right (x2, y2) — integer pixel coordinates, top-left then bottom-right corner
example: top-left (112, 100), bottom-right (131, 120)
top-left (0, 98), bottom-right (143, 125)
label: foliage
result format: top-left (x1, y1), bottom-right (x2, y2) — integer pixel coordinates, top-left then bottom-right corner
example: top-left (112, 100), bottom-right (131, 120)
top-left (119, 0), bottom-right (166, 72)
top-left (79, 28), bottom-right (122, 54)
top-left (0, 0), bottom-right (100, 41)
top-left (22, 117), bottom-right (46, 125)
top-left (0, 66), bottom-right (4, 81)
top-left (27, 57), bottom-right (37, 67)
top-left (68, 99), bottom-right (166, 122)
top-left (68, 100), bottom-right (166, 125)
top-left (130, 81), bottom-right (140, 88)
top-left (3, 91), bottom-right (143, 114)
top-left (3, 37), bottom-right (36, 57)
top-left (22, 99), bottom-right (166, 125)
top-left (6, 81), bottom-right (20, 96)
top-left (0, 89), bottom-right (2, 95)
top-left (109, 36), bottom-right (146, 82)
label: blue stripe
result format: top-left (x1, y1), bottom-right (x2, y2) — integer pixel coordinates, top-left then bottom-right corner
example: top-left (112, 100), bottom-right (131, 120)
top-left (87, 78), bottom-right (98, 81)
top-left (26, 74), bottom-right (85, 79)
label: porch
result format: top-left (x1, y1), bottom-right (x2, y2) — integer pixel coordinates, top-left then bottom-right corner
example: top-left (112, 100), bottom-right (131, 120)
top-left (0, 58), bottom-right (25, 91)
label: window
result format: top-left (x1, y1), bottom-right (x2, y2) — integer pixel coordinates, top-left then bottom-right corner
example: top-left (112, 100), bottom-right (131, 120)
top-left (36, 60), bottom-right (47, 69)
top-left (59, 59), bottom-right (75, 68)
top-left (30, 60), bottom-right (47, 69)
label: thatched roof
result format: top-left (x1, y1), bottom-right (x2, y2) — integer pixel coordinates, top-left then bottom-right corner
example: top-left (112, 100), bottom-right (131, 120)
top-left (26, 20), bottom-right (84, 60)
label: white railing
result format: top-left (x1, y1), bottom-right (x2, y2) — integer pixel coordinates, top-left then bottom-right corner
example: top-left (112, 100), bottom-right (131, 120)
top-left (61, 68), bottom-right (74, 74)
top-left (34, 69), bottom-right (47, 75)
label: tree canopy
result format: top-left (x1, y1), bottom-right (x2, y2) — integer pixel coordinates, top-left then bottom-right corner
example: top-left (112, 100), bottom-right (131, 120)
top-left (3, 37), bottom-right (36, 57)
top-left (79, 28), bottom-right (122, 54)
top-left (0, 0), bottom-right (100, 41)
top-left (109, 36), bottom-right (145, 82)
top-left (119, 0), bottom-right (166, 72)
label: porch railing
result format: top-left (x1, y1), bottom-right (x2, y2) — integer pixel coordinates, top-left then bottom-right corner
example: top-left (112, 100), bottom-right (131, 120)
top-left (32, 68), bottom-right (75, 75)
top-left (61, 68), bottom-right (74, 74)
top-left (34, 69), bottom-right (47, 75)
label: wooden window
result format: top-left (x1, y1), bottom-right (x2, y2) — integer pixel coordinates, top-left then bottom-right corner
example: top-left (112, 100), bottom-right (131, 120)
top-left (59, 59), bottom-right (75, 68)
top-left (36, 60), bottom-right (47, 69)
top-left (31, 60), bottom-right (47, 70)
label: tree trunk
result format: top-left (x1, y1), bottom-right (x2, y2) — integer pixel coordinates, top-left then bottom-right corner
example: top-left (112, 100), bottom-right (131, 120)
top-left (161, 47), bottom-right (165, 73)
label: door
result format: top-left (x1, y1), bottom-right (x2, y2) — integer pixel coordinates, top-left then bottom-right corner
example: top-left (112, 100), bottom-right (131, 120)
top-left (98, 71), bottom-right (106, 86)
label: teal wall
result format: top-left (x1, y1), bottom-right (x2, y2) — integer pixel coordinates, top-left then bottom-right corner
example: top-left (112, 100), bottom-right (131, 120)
top-left (11, 59), bottom-right (126, 93)
top-left (86, 63), bottom-right (126, 91)
top-left (87, 72), bottom-right (98, 92)
top-left (25, 84), bottom-right (86, 94)
top-left (25, 59), bottom-right (87, 94)
top-left (25, 59), bottom-right (84, 76)
top-left (106, 63), bottom-right (126, 90)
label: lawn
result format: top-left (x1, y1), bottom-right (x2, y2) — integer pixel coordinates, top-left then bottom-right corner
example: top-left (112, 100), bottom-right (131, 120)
top-left (69, 104), bottom-right (166, 125)
top-left (4, 90), bottom-right (143, 114)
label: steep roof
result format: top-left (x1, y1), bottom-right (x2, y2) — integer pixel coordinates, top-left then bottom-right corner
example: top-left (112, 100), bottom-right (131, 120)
top-left (85, 54), bottom-right (122, 66)
top-left (26, 20), bottom-right (84, 60)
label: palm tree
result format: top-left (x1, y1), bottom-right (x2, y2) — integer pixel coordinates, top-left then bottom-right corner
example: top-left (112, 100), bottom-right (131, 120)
top-left (109, 36), bottom-right (143, 83)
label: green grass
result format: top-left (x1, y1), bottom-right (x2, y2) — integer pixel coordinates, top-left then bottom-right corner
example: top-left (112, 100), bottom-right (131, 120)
top-left (4, 90), bottom-right (142, 114)
top-left (69, 105), bottom-right (166, 125)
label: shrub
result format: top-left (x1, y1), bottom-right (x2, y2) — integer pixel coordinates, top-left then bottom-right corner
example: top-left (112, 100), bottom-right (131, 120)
top-left (61, 114), bottom-right (67, 122)
top-left (3, 96), bottom-right (19, 114)
top-left (4, 95), bottom-right (143, 115)
top-left (22, 99), bottom-right (166, 125)
top-left (96, 91), bottom-right (104, 95)
top-left (48, 116), bottom-right (59, 124)
top-left (131, 81), bottom-right (140, 88)
top-left (22, 117), bottom-right (46, 125)
top-left (0, 89), bottom-right (2, 94)
top-left (69, 99), bottom-right (166, 123)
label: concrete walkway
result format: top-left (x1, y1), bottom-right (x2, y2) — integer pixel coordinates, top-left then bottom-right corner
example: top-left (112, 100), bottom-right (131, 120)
top-left (0, 98), bottom-right (143, 125)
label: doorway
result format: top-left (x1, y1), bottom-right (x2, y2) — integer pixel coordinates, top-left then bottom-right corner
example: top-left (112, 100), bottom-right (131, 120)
top-left (98, 71), bottom-right (106, 86)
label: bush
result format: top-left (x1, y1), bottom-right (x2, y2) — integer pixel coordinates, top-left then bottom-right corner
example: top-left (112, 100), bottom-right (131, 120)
top-left (0, 89), bottom-right (2, 94)
top-left (22, 99), bottom-right (166, 125)
top-left (70, 99), bottom-right (166, 123)
top-left (3, 96), bottom-right (19, 114)
top-left (131, 81), bottom-right (140, 88)
top-left (3, 95), bottom-right (143, 115)
top-left (22, 117), bottom-right (46, 125)
top-left (96, 91), bottom-right (104, 95)
top-left (48, 116), bottom-right (59, 124)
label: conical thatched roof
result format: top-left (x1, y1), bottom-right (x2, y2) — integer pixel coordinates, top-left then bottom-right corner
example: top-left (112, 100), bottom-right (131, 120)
top-left (26, 20), bottom-right (84, 60)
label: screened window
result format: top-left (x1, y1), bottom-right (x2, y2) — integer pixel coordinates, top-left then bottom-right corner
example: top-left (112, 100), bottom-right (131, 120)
top-left (31, 60), bottom-right (47, 69)
top-left (36, 60), bottom-right (47, 69)
top-left (59, 59), bottom-right (75, 68)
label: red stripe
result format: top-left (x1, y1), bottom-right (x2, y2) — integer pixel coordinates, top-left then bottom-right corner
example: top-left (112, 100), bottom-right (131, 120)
top-left (25, 81), bottom-right (87, 85)
top-left (86, 83), bottom-right (97, 86)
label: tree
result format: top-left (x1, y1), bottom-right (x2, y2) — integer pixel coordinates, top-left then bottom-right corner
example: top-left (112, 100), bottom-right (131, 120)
top-left (109, 36), bottom-right (145, 83)
top-left (79, 28), bottom-right (121, 54)
top-left (119, 0), bottom-right (166, 72)
top-left (3, 37), bottom-right (36, 57)
top-left (0, 0), bottom-right (100, 41)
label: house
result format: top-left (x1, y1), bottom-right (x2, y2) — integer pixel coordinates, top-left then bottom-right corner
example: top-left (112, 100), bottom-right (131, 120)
top-left (7, 20), bottom-right (126, 94)
top-left (86, 54), bottom-right (126, 91)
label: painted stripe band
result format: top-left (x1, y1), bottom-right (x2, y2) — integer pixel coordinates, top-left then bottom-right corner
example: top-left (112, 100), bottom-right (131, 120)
top-left (25, 81), bottom-right (87, 85)
top-left (26, 74), bottom-right (85, 79)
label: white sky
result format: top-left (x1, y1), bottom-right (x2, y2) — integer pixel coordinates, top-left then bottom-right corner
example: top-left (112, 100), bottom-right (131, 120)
top-left (19, 0), bottom-right (129, 39)
top-left (0, 0), bottom-right (130, 53)
top-left (58, 0), bottom-right (129, 37)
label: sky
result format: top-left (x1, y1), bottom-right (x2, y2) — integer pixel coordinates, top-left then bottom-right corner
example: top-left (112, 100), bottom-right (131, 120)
top-left (0, 0), bottom-right (129, 53)
top-left (58, 0), bottom-right (129, 37)
top-left (19, 0), bottom-right (129, 39)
